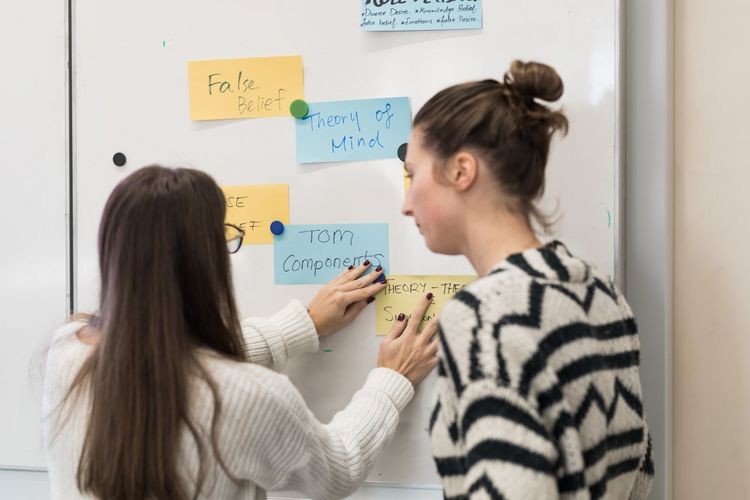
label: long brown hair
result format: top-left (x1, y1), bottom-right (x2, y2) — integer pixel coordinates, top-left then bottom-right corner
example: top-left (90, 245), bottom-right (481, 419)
top-left (414, 60), bottom-right (569, 232)
top-left (62, 166), bottom-right (246, 499)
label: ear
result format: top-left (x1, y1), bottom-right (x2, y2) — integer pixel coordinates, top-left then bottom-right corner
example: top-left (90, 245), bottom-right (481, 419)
top-left (446, 151), bottom-right (479, 192)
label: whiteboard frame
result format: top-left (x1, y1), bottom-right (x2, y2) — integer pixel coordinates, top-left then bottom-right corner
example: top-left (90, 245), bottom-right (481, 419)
top-left (0, 2), bottom-right (677, 500)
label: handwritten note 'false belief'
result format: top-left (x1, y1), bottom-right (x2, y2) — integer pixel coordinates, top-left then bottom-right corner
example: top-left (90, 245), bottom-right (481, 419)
top-left (295, 97), bottom-right (411, 163)
top-left (274, 224), bottom-right (389, 284)
top-left (188, 56), bottom-right (304, 120)
top-left (223, 184), bottom-right (290, 245)
top-left (361, 0), bottom-right (482, 32)
top-left (375, 275), bottom-right (475, 335)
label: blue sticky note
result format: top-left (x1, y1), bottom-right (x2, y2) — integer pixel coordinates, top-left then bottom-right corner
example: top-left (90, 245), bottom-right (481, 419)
top-left (361, 0), bottom-right (483, 32)
top-left (295, 97), bottom-right (411, 163)
top-left (274, 224), bottom-right (389, 285)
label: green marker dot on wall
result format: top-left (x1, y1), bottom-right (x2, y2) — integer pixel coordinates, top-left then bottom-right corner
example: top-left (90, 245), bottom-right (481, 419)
top-left (323, 348), bottom-right (333, 353)
top-left (290, 99), bottom-right (309, 119)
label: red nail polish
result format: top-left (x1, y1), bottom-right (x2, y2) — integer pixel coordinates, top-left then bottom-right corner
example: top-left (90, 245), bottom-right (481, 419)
top-left (363, 260), bottom-right (371, 266)
top-left (347, 265), bottom-right (354, 270)
top-left (375, 265), bottom-right (383, 272)
top-left (367, 296), bottom-right (375, 304)
top-left (426, 293), bottom-right (433, 300)
top-left (397, 313), bottom-right (406, 321)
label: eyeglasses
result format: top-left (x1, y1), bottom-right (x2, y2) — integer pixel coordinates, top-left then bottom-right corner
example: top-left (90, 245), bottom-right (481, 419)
top-left (225, 223), bottom-right (245, 254)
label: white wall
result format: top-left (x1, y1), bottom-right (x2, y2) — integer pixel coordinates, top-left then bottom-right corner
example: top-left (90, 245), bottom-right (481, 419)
top-left (0, 0), bottom-right (68, 471)
top-left (674, 1), bottom-right (750, 498)
top-left (0, 0), bottom-right (68, 496)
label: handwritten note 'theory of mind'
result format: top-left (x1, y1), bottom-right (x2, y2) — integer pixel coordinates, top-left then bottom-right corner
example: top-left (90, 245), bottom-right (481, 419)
top-left (374, 275), bottom-right (475, 335)
top-left (273, 223), bottom-right (389, 284)
top-left (188, 55), bottom-right (304, 120)
top-left (295, 97), bottom-right (411, 163)
top-left (361, 0), bottom-right (482, 32)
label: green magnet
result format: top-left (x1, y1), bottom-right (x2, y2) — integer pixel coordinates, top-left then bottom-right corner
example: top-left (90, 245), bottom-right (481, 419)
top-left (290, 99), bottom-right (309, 119)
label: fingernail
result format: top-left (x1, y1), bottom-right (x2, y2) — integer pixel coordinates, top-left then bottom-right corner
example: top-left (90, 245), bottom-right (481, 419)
top-left (367, 296), bottom-right (375, 304)
top-left (397, 313), bottom-right (406, 321)
top-left (363, 260), bottom-right (371, 266)
top-left (375, 265), bottom-right (383, 272)
top-left (426, 292), bottom-right (433, 300)
top-left (347, 265), bottom-right (354, 270)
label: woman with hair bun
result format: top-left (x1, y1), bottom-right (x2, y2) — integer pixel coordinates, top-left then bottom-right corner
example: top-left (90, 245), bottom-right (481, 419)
top-left (403, 60), bottom-right (653, 499)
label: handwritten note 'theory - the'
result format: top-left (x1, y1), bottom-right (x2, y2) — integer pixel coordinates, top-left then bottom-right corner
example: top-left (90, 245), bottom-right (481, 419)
top-left (361, 0), bottom-right (482, 32)
top-left (188, 55), bottom-right (304, 120)
top-left (274, 223), bottom-right (389, 285)
top-left (295, 97), bottom-right (411, 163)
top-left (374, 275), bottom-right (475, 335)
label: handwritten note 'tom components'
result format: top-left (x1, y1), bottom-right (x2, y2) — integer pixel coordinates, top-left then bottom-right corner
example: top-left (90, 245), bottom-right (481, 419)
top-left (375, 275), bottom-right (475, 335)
top-left (295, 97), bottom-right (411, 163)
top-left (188, 55), bottom-right (304, 120)
top-left (222, 184), bottom-right (289, 245)
top-left (273, 223), bottom-right (389, 285)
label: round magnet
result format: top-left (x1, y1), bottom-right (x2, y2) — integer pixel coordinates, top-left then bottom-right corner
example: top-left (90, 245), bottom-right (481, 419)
top-left (113, 152), bottom-right (127, 167)
top-left (270, 220), bottom-right (285, 235)
top-left (289, 99), bottom-right (309, 119)
top-left (397, 143), bottom-right (407, 162)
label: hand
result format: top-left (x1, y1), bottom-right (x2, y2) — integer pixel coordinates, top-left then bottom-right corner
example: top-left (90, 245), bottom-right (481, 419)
top-left (377, 293), bottom-right (439, 386)
top-left (307, 261), bottom-right (386, 337)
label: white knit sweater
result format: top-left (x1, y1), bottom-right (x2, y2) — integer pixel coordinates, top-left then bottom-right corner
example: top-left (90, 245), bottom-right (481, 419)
top-left (42, 300), bottom-right (414, 500)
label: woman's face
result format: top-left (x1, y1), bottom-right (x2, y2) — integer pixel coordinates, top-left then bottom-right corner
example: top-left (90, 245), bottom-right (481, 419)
top-left (401, 128), bottom-right (463, 255)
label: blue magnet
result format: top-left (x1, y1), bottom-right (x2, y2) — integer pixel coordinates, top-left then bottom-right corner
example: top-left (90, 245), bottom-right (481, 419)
top-left (270, 220), bottom-right (285, 235)
top-left (374, 271), bottom-right (387, 283)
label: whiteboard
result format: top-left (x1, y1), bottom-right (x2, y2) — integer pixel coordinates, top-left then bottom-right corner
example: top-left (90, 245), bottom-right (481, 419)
top-left (0, 1), bottom-right (68, 469)
top-left (73, 0), bottom-right (621, 494)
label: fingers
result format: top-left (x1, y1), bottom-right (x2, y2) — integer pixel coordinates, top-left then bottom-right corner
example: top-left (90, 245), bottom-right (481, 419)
top-left (405, 293), bottom-right (434, 335)
top-left (385, 312), bottom-right (408, 341)
top-left (345, 280), bottom-right (386, 303)
top-left (329, 259), bottom-right (376, 285)
top-left (340, 267), bottom-right (384, 292)
top-left (419, 317), bottom-right (439, 345)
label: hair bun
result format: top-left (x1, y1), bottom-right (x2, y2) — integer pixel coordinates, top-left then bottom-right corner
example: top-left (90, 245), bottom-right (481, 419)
top-left (504, 60), bottom-right (564, 103)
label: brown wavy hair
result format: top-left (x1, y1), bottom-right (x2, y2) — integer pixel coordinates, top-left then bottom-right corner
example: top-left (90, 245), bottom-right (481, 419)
top-left (59, 166), bottom-right (246, 499)
top-left (413, 60), bottom-right (569, 232)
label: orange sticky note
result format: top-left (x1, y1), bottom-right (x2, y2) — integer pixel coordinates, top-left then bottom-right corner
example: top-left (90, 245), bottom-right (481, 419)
top-left (223, 184), bottom-right (290, 245)
top-left (188, 56), bottom-right (304, 121)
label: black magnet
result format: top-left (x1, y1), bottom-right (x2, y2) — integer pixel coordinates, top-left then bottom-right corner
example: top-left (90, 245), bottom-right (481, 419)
top-left (397, 143), bottom-right (407, 162)
top-left (113, 152), bottom-right (127, 167)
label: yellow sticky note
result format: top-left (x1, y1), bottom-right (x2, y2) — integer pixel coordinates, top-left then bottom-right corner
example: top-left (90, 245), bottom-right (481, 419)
top-left (223, 184), bottom-right (289, 245)
top-left (403, 166), bottom-right (411, 192)
top-left (188, 55), bottom-right (304, 120)
top-left (375, 275), bottom-right (475, 335)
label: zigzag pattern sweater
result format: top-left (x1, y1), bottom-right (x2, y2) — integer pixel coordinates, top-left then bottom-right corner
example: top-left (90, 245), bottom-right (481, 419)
top-left (431, 241), bottom-right (653, 499)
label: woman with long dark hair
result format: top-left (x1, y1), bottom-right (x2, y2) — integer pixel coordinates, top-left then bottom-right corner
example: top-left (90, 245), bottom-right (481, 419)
top-left (44, 166), bottom-right (438, 499)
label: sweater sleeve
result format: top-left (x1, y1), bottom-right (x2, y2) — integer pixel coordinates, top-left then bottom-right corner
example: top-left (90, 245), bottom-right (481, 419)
top-left (228, 366), bottom-right (414, 499)
top-left (456, 380), bottom-right (559, 499)
top-left (240, 299), bottom-right (319, 371)
top-left (629, 431), bottom-right (654, 500)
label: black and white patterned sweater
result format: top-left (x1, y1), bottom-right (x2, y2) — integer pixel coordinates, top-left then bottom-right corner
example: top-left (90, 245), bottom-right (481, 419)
top-left (431, 241), bottom-right (653, 499)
